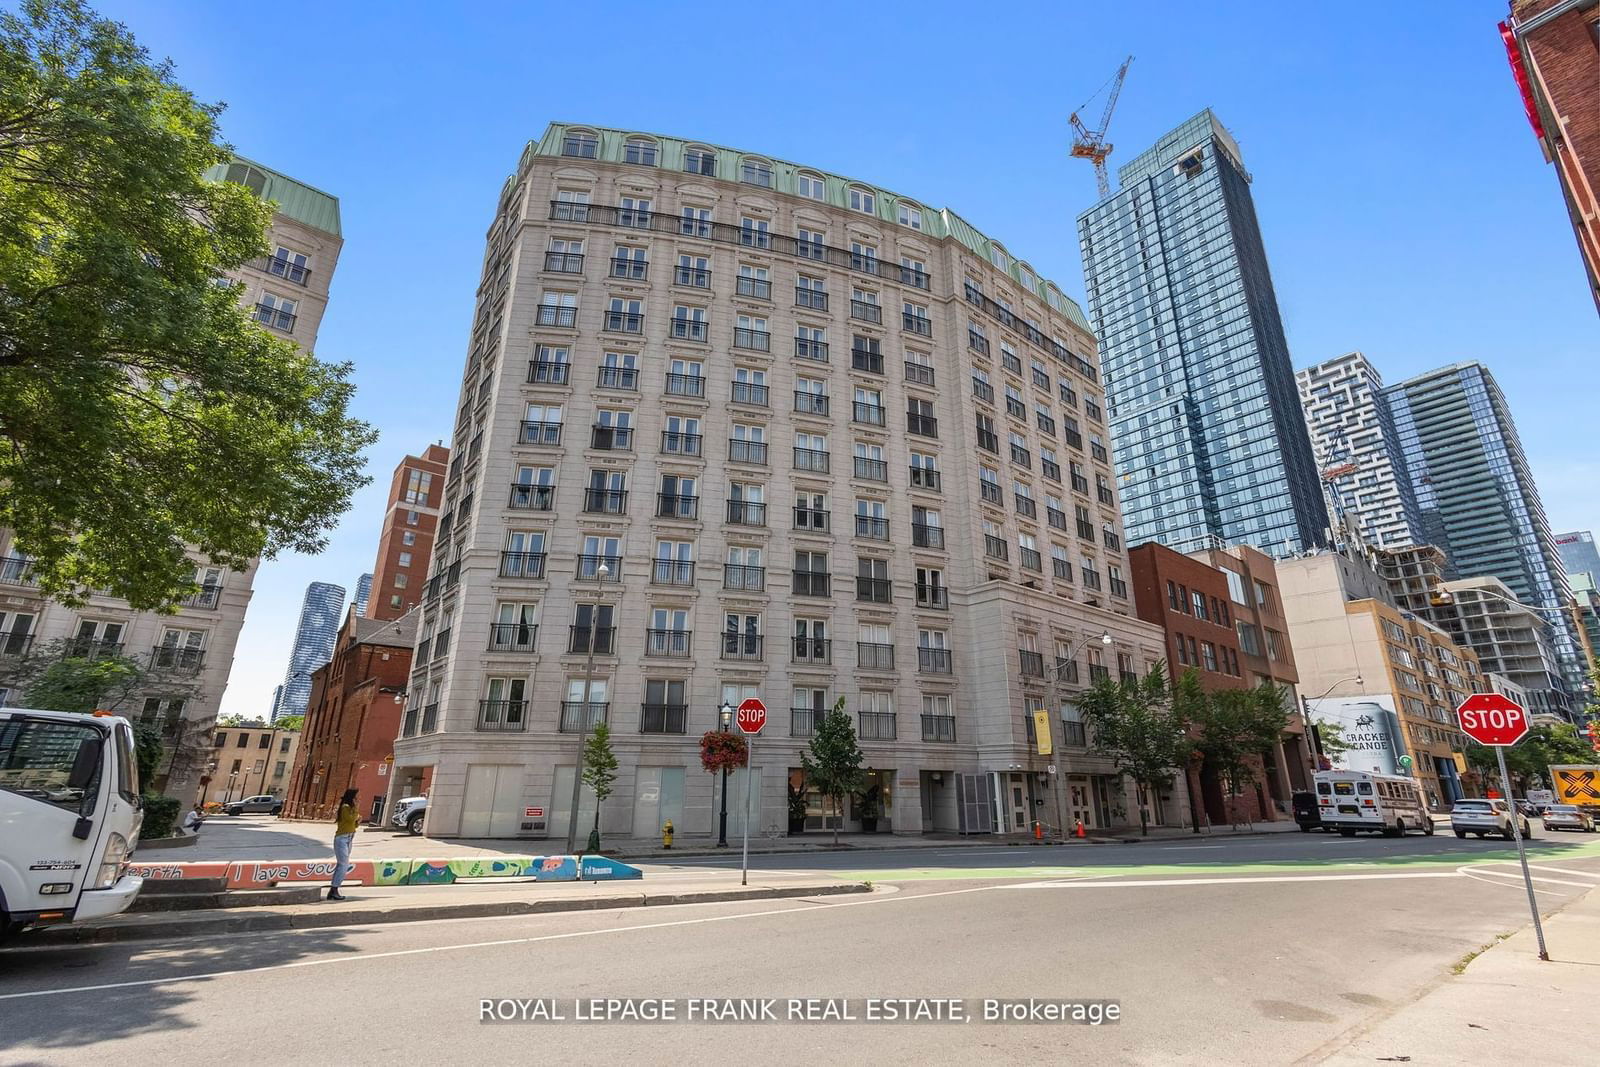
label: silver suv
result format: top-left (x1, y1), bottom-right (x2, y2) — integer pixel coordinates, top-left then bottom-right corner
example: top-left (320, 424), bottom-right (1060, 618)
top-left (391, 795), bottom-right (427, 835)
top-left (225, 794), bottom-right (283, 816)
top-left (1450, 798), bottom-right (1532, 840)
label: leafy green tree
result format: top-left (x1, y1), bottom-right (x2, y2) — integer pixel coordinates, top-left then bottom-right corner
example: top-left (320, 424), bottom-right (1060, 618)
top-left (1465, 723), bottom-right (1596, 791)
top-left (801, 697), bottom-right (865, 846)
top-left (1313, 719), bottom-right (1353, 765)
top-left (1076, 663), bottom-right (1190, 835)
top-left (581, 721), bottom-right (618, 852)
top-left (20, 649), bottom-right (144, 713)
top-left (1188, 680), bottom-right (1290, 826)
top-left (0, 0), bottom-right (375, 609)
top-left (272, 714), bottom-right (305, 732)
top-left (216, 714), bottom-right (249, 727)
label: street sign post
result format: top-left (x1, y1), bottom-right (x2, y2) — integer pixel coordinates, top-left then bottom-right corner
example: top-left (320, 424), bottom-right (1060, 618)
top-left (1456, 693), bottom-right (1548, 961)
top-left (736, 698), bottom-right (766, 886)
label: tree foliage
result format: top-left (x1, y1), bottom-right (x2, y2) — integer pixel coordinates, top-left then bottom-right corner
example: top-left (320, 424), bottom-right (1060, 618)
top-left (19, 647), bottom-right (144, 713)
top-left (581, 720), bottom-right (618, 836)
top-left (1077, 663), bottom-right (1191, 835)
top-left (801, 697), bottom-right (865, 846)
top-left (0, 0), bottom-right (375, 609)
top-left (272, 714), bottom-right (304, 732)
top-left (1465, 723), bottom-right (1597, 790)
top-left (1188, 679), bottom-right (1290, 816)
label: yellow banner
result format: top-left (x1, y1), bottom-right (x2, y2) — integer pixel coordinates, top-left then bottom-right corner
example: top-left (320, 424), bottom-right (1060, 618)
top-left (1033, 710), bottom-right (1053, 756)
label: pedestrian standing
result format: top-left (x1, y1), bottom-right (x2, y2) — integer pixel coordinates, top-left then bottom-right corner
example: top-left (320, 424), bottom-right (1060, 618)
top-left (328, 788), bottom-right (360, 901)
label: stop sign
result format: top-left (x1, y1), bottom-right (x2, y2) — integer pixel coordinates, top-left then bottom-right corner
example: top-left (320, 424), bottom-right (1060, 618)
top-left (1456, 693), bottom-right (1529, 747)
top-left (736, 697), bottom-right (767, 734)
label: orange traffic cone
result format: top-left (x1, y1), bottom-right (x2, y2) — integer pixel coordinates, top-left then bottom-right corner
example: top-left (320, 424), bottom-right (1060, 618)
top-left (1034, 821), bottom-right (1043, 841)
top-left (1074, 819), bottom-right (1086, 838)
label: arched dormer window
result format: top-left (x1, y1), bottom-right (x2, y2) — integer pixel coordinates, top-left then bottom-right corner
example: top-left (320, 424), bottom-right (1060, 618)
top-left (847, 185), bottom-right (876, 214)
top-left (740, 156), bottom-right (773, 188)
top-left (989, 243), bottom-right (1013, 273)
top-left (684, 145), bottom-right (717, 176)
top-left (623, 136), bottom-right (658, 167)
top-left (796, 171), bottom-right (826, 201)
top-left (896, 201), bottom-right (923, 230)
top-left (561, 128), bottom-right (598, 158)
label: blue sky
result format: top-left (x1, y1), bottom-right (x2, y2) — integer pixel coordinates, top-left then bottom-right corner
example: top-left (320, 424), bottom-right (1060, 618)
top-left (80, 0), bottom-right (1595, 717)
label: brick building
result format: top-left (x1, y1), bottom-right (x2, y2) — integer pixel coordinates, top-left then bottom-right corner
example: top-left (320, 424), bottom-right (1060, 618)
top-left (368, 445), bottom-right (450, 621)
top-left (283, 607), bottom-right (418, 823)
top-left (1501, 0), bottom-right (1600, 315)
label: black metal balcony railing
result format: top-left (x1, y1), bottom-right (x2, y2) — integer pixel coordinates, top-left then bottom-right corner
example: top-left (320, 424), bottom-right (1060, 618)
top-left (918, 647), bottom-right (952, 675)
top-left (791, 707), bottom-right (821, 737)
top-left (902, 313), bottom-right (932, 337)
top-left (850, 348), bottom-right (885, 375)
top-left (544, 251), bottom-right (584, 273)
top-left (855, 515), bottom-right (890, 540)
top-left (610, 257), bottom-right (647, 280)
top-left (858, 642), bottom-right (895, 669)
top-left (559, 701), bottom-right (608, 733)
top-left (906, 413), bottom-right (938, 437)
top-left (1053, 558), bottom-right (1073, 580)
top-left (1047, 507), bottom-right (1068, 531)
top-left (1091, 442), bottom-right (1109, 463)
top-left (487, 623), bottom-right (538, 652)
top-left (1103, 529), bottom-right (1122, 551)
top-left (794, 506), bottom-right (830, 531)
top-left (1082, 569), bottom-right (1103, 591)
top-left (853, 456), bottom-right (888, 482)
top-left (1065, 427), bottom-right (1084, 450)
top-left (972, 378), bottom-right (995, 403)
top-left (519, 420), bottom-right (562, 446)
top-left (477, 700), bottom-right (528, 732)
top-left (852, 401), bottom-right (887, 427)
top-left (1010, 444), bottom-right (1032, 468)
top-left (726, 500), bottom-right (766, 526)
top-left (420, 704), bottom-right (439, 733)
top-left (921, 714), bottom-right (957, 743)
top-left (674, 265), bottom-right (711, 288)
top-left (795, 337), bottom-right (829, 362)
top-left (671, 318), bottom-right (708, 342)
top-left (856, 576), bottom-right (893, 603)
top-left (794, 391), bottom-right (829, 416)
top-left (656, 493), bottom-right (699, 520)
top-left (253, 303), bottom-right (296, 332)
top-left (792, 572), bottom-right (831, 597)
top-left (1056, 656), bottom-right (1080, 683)
top-left (576, 554), bottom-right (623, 580)
top-left (665, 372), bottom-right (706, 397)
top-left (583, 488), bottom-right (628, 513)
top-left (1019, 650), bottom-right (1046, 678)
top-left (976, 429), bottom-right (1000, 454)
top-left (1020, 547), bottom-right (1042, 572)
top-left (431, 628), bottom-right (451, 658)
top-left (980, 481), bottom-right (1004, 505)
top-left (1098, 486), bottom-right (1116, 506)
top-left (1109, 577), bottom-right (1129, 599)
top-left (509, 483), bottom-right (555, 510)
top-left (736, 276), bottom-right (772, 300)
top-left (535, 304), bottom-right (577, 328)
top-left (182, 585), bottom-right (223, 609)
top-left (1006, 397), bottom-right (1027, 419)
top-left (984, 534), bottom-right (1009, 560)
top-left (597, 365), bottom-right (638, 390)
top-left (729, 439), bottom-right (768, 465)
top-left (722, 563), bottom-right (766, 591)
top-left (263, 255), bottom-right (311, 285)
top-left (0, 631), bottom-right (35, 657)
top-left (652, 559), bottom-right (696, 586)
top-left (605, 311), bottom-right (643, 333)
top-left (916, 585), bottom-right (949, 610)
top-left (591, 425), bottom-right (633, 450)
top-left (152, 645), bottom-right (205, 672)
top-left (721, 633), bottom-right (764, 660)
top-left (1072, 473), bottom-right (1091, 494)
top-left (909, 467), bottom-right (941, 492)
top-left (1033, 369), bottom-right (1051, 390)
top-left (645, 628), bottom-right (692, 658)
top-left (731, 382), bottom-right (769, 406)
top-left (1041, 459), bottom-right (1061, 482)
top-left (63, 636), bottom-right (124, 659)
top-left (850, 299), bottom-right (883, 324)
top-left (568, 625), bottom-right (616, 654)
top-left (1002, 352), bottom-right (1023, 375)
top-left (794, 447), bottom-right (830, 473)
top-left (640, 703), bottom-right (687, 734)
top-left (733, 327), bottom-right (771, 352)
top-left (617, 207), bottom-right (654, 228)
top-left (1090, 664), bottom-right (1110, 682)
top-left (912, 523), bottom-right (944, 549)
top-left (527, 359), bottom-right (571, 385)
top-left (968, 331), bottom-right (990, 355)
top-left (904, 360), bottom-right (935, 386)
top-left (402, 708), bottom-right (419, 737)
top-left (660, 430), bottom-right (702, 456)
top-left (0, 555), bottom-right (37, 585)
top-left (858, 711), bottom-right (897, 741)
top-left (795, 287), bottom-right (828, 310)
top-left (499, 551), bottom-right (547, 578)
top-left (792, 637), bottom-right (832, 664)
top-left (1015, 495), bottom-right (1037, 519)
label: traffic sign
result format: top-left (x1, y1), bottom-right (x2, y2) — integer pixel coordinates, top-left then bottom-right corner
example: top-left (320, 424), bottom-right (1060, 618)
top-left (736, 697), bottom-right (767, 734)
top-left (1456, 693), bottom-right (1530, 747)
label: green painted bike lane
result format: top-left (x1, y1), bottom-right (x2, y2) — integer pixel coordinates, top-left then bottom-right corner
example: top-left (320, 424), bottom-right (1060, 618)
top-left (828, 838), bottom-right (1600, 882)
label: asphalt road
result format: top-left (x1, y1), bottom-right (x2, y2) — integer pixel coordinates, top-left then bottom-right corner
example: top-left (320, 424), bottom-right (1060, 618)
top-left (4, 832), bottom-right (1599, 1065)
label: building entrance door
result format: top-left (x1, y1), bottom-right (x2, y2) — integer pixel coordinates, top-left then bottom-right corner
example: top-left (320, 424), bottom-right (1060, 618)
top-left (1067, 776), bottom-right (1094, 828)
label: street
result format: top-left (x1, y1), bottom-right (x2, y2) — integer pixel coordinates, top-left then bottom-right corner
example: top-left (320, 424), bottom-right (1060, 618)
top-left (4, 832), bottom-right (1599, 1063)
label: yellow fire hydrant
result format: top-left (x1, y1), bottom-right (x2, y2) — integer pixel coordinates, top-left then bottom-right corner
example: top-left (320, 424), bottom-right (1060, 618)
top-left (662, 820), bottom-right (674, 849)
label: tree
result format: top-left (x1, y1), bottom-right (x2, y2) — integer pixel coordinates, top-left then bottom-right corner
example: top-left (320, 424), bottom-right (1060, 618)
top-left (0, 0), bottom-right (376, 610)
top-left (801, 697), bottom-right (865, 846)
top-left (1313, 719), bottom-right (1353, 766)
top-left (1188, 680), bottom-right (1290, 827)
top-left (272, 714), bottom-right (304, 732)
top-left (19, 649), bottom-right (144, 713)
top-left (1465, 724), bottom-right (1596, 792)
top-left (1077, 663), bottom-right (1190, 835)
top-left (581, 721), bottom-right (618, 852)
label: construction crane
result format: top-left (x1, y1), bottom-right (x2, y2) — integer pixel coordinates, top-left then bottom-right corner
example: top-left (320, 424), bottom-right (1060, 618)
top-left (1070, 56), bottom-right (1133, 199)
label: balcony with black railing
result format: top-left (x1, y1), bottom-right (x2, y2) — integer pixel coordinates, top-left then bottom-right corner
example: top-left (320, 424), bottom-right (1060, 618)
top-left (850, 348), bottom-right (885, 375)
top-left (791, 707), bottom-right (820, 737)
top-left (1081, 568), bottom-right (1103, 591)
top-left (487, 623), bottom-right (538, 652)
top-left (793, 506), bottom-right (830, 532)
top-left (609, 257), bottom-right (648, 280)
top-left (792, 571), bottom-right (831, 597)
top-left (544, 251), bottom-right (585, 273)
top-left (509, 483), bottom-right (555, 510)
top-left (977, 428), bottom-right (1000, 452)
top-left (728, 439), bottom-right (768, 465)
top-left (904, 360), bottom-right (935, 387)
top-left (1063, 720), bottom-right (1088, 747)
top-left (793, 391), bottom-right (828, 416)
top-left (906, 413), bottom-right (938, 437)
top-left (651, 559), bottom-right (696, 586)
top-left (968, 330), bottom-right (990, 355)
top-left (477, 700), bottom-right (528, 732)
top-left (1047, 506), bottom-right (1068, 531)
top-left (1002, 352), bottom-right (1023, 375)
top-left (735, 276), bottom-right (772, 300)
top-left (568, 625), bottom-right (615, 654)
top-left (849, 300), bottom-right (882, 324)
top-left (793, 447), bottom-right (830, 473)
top-left (726, 500), bottom-right (766, 526)
top-left (921, 714), bottom-right (956, 742)
top-left (151, 645), bottom-right (205, 672)
top-left (855, 515), bottom-right (890, 540)
top-left (795, 287), bottom-right (828, 310)
top-left (519, 420), bottom-right (562, 446)
top-left (1090, 664), bottom-right (1110, 682)
top-left (723, 563), bottom-right (766, 591)
top-left (909, 467), bottom-right (941, 493)
top-left (1014, 494), bottom-right (1037, 519)
top-left (979, 481), bottom-right (1004, 505)
top-left (63, 636), bottom-right (124, 659)
top-left (916, 584), bottom-right (949, 610)
top-left (431, 628), bottom-right (451, 659)
top-left (664, 373), bottom-right (706, 399)
top-left (852, 456), bottom-right (888, 482)
top-left (731, 381), bottom-right (769, 406)
top-left (535, 304), bottom-right (577, 328)
top-left (559, 701), bottom-right (608, 733)
top-left (670, 318), bottom-right (708, 342)
top-left (0, 555), bottom-right (37, 585)
top-left (1091, 442), bottom-right (1109, 463)
top-left (852, 401), bottom-right (887, 427)
top-left (583, 488), bottom-right (628, 514)
top-left (1020, 547), bottom-right (1042, 572)
top-left (674, 265), bottom-right (711, 288)
top-left (182, 585), bottom-right (224, 609)
top-left (1071, 472), bottom-right (1090, 494)
top-left (1103, 530), bottom-right (1121, 551)
top-left (590, 425), bottom-right (633, 451)
top-left (640, 703), bottom-right (687, 734)
top-left (656, 493), bottom-right (699, 520)
top-left (261, 255), bottom-right (311, 285)
top-left (1, 632), bottom-right (35, 657)
top-left (527, 359), bottom-right (571, 385)
top-left (1010, 444), bottom-right (1032, 468)
top-left (605, 310), bottom-right (644, 333)
top-left (1041, 459), bottom-right (1061, 482)
top-left (792, 637), bottom-right (832, 664)
top-left (499, 551), bottom-right (547, 578)
top-left (1098, 486), bottom-right (1115, 506)
top-left (720, 633), bottom-right (764, 661)
top-left (917, 647), bottom-right (952, 675)
top-left (858, 711), bottom-right (897, 741)
top-left (420, 704), bottom-right (439, 733)
top-left (576, 554), bottom-right (622, 580)
top-left (659, 430), bottom-right (702, 457)
top-left (902, 312), bottom-right (932, 337)
top-left (402, 707), bottom-right (419, 737)
top-left (597, 365), bottom-right (638, 390)
top-left (972, 378), bottom-right (995, 403)
top-left (253, 303), bottom-right (296, 332)
top-left (795, 337), bottom-right (829, 362)
top-left (912, 523), bottom-right (944, 549)
top-left (734, 327), bottom-right (771, 352)
top-left (1053, 558), bottom-right (1072, 580)
top-left (857, 641), bottom-right (895, 669)
top-left (856, 576), bottom-right (893, 604)
top-left (1006, 396), bottom-right (1026, 419)
top-left (1019, 650), bottom-right (1045, 678)
top-left (1109, 577), bottom-right (1129, 599)
top-left (645, 628), bottom-right (692, 658)
top-left (984, 535), bottom-right (1009, 560)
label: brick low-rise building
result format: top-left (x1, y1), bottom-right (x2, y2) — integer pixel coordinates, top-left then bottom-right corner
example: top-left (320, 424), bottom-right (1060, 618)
top-left (284, 607), bottom-right (418, 824)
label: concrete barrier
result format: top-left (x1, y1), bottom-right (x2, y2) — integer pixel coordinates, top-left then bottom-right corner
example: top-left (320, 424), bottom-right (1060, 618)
top-left (125, 854), bottom-right (642, 888)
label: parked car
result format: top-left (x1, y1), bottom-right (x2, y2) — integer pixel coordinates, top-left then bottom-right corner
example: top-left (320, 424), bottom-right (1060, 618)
top-left (1291, 790), bottom-right (1324, 832)
top-left (225, 795), bottom-right (282, 816)
top-left (1450, 798), bottom-right (1532, 840)
top-left (391, 795), bottom-right (427, 835)
top-left (1541, 804), bottom-right (1597, 833)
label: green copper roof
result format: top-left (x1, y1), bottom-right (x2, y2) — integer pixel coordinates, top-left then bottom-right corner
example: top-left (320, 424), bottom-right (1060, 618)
top-left (205, 155), bottom-right (341, 237)
top-left (519, 123), bottom-right (1090, 333)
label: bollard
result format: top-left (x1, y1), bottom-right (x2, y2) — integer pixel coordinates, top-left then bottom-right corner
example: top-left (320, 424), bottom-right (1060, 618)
top-left (662, 820), bottom-right (674, 849)
top-left (1075, 818), bottom-right (1086, 838)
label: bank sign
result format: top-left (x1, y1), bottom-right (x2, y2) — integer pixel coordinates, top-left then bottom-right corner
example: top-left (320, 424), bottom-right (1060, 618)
top-left (1308, 696), bottom-right (1410, 776)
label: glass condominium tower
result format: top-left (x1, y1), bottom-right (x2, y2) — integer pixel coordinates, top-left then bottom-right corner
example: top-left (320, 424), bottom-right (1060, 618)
top-left (1077, 110), bottom-right (1327, 557)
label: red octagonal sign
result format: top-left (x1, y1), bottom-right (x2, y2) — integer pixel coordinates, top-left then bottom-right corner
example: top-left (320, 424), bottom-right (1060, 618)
top-left (736, 697), bottom-right (767, 735)
top-left (1456, 693), bottom-right (1529, 747)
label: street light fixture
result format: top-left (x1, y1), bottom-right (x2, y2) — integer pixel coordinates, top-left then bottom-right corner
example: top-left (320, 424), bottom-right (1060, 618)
top-left (717, 701), bottom-right (734, 847)
top-left (1042, 631), bottom-right (1114, 839)
top-left (565, 560), bottom-right (610, 855)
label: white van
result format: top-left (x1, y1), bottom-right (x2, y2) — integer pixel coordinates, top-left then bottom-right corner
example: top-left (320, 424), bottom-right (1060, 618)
top-left (1, 708), bottom-right (145, 939)
top-left (1313, 769), bottom-right (1435, 837)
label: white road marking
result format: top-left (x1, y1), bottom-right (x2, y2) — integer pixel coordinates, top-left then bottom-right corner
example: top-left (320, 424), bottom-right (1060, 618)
top-left (1160, 845), bottom-right (1225, 851)
top-left (1467, 865), bottom-right (1596, 889)
top-left (1005, 871), bottom-right (1462, 889)
top-left (1524, 864), bottom-right (1600, 879)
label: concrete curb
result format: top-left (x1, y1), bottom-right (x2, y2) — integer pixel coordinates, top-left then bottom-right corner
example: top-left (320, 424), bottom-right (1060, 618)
top-left (30, 882), bottom-right (872, 945)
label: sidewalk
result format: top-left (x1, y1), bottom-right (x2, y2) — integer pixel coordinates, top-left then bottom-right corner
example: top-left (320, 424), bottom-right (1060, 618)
top-left (33, 870), bottom-right (871, 944)
top-left (1319, 887), bottom-right (1600, 1063)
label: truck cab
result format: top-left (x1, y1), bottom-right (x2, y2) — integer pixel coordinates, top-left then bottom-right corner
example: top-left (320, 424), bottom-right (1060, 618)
top-left (1, 708), bottom-right (145, 939)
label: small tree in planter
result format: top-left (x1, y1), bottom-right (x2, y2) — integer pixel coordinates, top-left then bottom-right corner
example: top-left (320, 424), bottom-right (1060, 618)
top-left (787, 777), bottom-right (808, 834)
top-left (801, 697), bottom-right (865, 846)
top-left (581, 721), bottom-right (618, 853)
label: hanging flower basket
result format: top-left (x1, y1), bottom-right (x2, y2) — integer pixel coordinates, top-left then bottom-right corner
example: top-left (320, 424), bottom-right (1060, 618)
top-left (700, 730), bottom-right (749, 775)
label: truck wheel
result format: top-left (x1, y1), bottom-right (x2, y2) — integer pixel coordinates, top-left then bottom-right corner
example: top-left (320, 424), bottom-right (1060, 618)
top-left (1454, 829), bottom-right (1466, 838)
top-left (406, 814), bottom-right (424, 835)
top-left (1299, 825), bottom-right (1311, 833)
top-left (1423, 819), bottom-right (1435, 836)
top-left (1339, 827), bottom-right (1356, 837)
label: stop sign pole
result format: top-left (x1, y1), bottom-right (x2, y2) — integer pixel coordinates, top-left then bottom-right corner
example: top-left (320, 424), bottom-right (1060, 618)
top-left (1457, 693), bottom-right (1548, 961)
top-left (737, 698), bottom-right (767, 887)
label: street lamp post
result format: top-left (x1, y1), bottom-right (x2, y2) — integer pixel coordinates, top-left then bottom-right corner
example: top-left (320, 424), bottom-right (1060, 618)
top-left (717, 702), bottom-right (733, 847)
top-left (565, 561), bottom-right (610, 855)
top-left (1045, 631), bottom-right (1112, 840)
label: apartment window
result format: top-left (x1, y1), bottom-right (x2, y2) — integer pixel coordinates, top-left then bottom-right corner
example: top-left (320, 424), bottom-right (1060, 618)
top-left (979, 464), bottom-right (1002, 505)
top-left (569, 604), bottom-right (615, 654)
top-left (735, 313), bottom-right (770, 351)
top-left (1018, 532), bottom-right (1041, 572)
top-left (657, 475), bottom-right (698, 520)
top-left (859, 691), bottom-right (895, 738)
top-left (916, 567), bottom-right (946, 608)
top-left (797, 173), bottom-right (826, 200)
top-left (848, 186), bottom-right (876, 213)
top-left (740, 158), bottom-right (773, 187)
top-left (681, 206), bottom-right (712, 237)
top-left (850, 242), bottom-right (878, 271)
top-left (561, 131), bottom-right (598, 158)
top-left (855, 498), bottom-right (889, 540)
top-left (737, 263), bottom-right (771, 300)
top-left (858, 623), bottom-right (894, 670)
top-left (725, 546), bottom-right (765, 591)
top-left (1051, 544), bottom-right (1072, 580)
top-left (740, 216), bottom-right (771, 249)
top-left (606, 296), bottom-right (643, 332)
top-left (667, 356), bottom-right (704, 396)
top-left (1191, 590), bottom-right (1208, 620)
top-left (795, 432), bottom-right (829, 474)
top-left (255, 293), bottom-right (297, 331)
top-left (856, 557), bottom-right (891, 603)
top-left (797, 227), bottom-right (825, 260)
top-left (730, 423), bottom-right (768, 464)
top-left (793, 551), bottom-right (831, 597)
top-left (623, 137), bottom-right (658, 166)
top-left (907, 398), bottom-right (937, 438)
top-left (397, 551), bottom-right (413, 569)
top-left (910, 451), bottom-right (941, 491)
top-left (853, 441), bottom-right (887, 481)
top-left (402, 531), bottom-right (416, 546)
top-left (897, 204), bottom-right (923, 230)
top-left (610, 243), bottom-right (647, 279)
top-left (403, 469), bottom-right (433, 505)
top-left (912, 506), bottom-right (943, 549)
top-left (1254, 580), bottom-right (1274, 611)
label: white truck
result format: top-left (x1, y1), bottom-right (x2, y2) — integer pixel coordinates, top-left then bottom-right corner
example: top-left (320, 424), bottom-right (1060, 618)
top-left (1, 708), bottom-right (145, 940)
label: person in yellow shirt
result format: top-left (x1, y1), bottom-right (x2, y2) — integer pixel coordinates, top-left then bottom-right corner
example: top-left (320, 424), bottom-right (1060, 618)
top-left (328, 788), bottom-right (360, 901)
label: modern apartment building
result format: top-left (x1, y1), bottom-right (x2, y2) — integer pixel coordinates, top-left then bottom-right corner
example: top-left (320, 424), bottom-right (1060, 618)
top-left (1557, 530), bottom-right (1600, 579)
top-left (0, 155), bottom-right (341, 800)
top-left (352, 573), bottom-right (373, 618)
top-left (1077, 110), bottom-right (1327, 558)
top-left (273, 581), bottom-right (347, 722)
top-left (203, 721), bottom-right (301, 806)
top-left (1296, 352), bottom-right (1425, 550)
top-left (1386, 362), bottom-right (1581, 712)
top-left (390, 123), bottom-right (1175, 840)
top-left (1277, 551), bottom-right (1483, 809)
top-left (368, 445), bottom-right (451, 621)
top-left (1500, 0), bottom-right (1600, 315)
